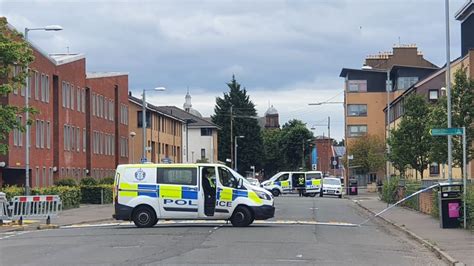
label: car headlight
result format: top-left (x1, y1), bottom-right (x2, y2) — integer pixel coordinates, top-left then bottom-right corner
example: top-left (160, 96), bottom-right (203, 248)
top-left (255, 191), bottom-right (271, 200)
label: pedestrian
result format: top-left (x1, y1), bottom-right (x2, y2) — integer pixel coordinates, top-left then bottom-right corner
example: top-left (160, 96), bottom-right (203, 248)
top-left (298, 175), bottom-right (305, 197)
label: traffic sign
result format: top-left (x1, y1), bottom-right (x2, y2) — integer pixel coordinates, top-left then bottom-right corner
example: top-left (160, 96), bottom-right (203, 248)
top-left (430, 128), bottom-right (463, 136)
top-left (312, 164), bottom-right (317, 170)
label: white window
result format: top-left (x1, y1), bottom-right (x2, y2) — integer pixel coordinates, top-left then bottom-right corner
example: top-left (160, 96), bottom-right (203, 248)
top-left (92, 93), bottom-right (96, 116)
top-left (35, 167), bottom-right (39, 187)
top-left (66, 83), bottom-right (70, 108)
top-left (35, 72), bottom-right (40, 100)
top-left (347, 104), bottom-right (368, 117)
top-left (71, 126), bottom-right (75, 151)
top-left (70, 84), bottom-right (74, 110)
top-left (104, 97), bottom-right (108, 120)
top-left (40, 120), bottom-right (45, 148)
top-left (63, 125), bottom-right (67, 150)
top-left (347, 80), bottom-right (367, 92)
top-left (76, 127), bottom-right (80, 152)
top-left (81, 88), bottom-right (86, 113)
top-left (77, 88), bottom-right (81, 112)
top-left (46, 121), bottom-right (50, 149)
top-left (36, 119), bottom-right (40, 148)
top-left (429, 90), bottom-right (439, 101)
top-left (41, 74), bottom-right (46, 102)
top-left (83, 128), bottom-right (86, 152)
top-left (111, 135), bottom-right (115, 156)
top-left (45, 75), bottom-right (49, 103)
top-left (42, 167), bottom-right (46, 187)
top-left (62, 82), bottom-right (66, 107)
top-left (348, 125), bottom-right (368, 137)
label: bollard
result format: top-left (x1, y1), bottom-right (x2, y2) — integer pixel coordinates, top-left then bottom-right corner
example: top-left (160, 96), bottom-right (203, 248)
top-left (46, 216), bottom-right (51, 225)
top-left (101, 188), bottom-right (104, 205)
top-left (19, 216), bottom-right (23, 225)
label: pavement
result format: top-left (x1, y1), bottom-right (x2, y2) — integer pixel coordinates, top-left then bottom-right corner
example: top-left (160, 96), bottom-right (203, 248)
top-left (0, 195), bottom-right (446, 265)
top-left (347, 189), bottom-right (474, 266)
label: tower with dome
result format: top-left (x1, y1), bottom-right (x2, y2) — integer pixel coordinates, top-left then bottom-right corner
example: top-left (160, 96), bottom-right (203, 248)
top-left (264, 105), bottom-right (280, 129)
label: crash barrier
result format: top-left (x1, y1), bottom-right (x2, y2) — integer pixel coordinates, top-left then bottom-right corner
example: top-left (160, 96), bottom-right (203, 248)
top-left (10, 195), bottom-right (62, 225)
top-left (0, 192), bottom-right (9, 225)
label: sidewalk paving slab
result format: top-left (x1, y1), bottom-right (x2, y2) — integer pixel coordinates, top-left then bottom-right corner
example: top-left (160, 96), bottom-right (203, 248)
top-left (349, 190), bottom-right (473, 266)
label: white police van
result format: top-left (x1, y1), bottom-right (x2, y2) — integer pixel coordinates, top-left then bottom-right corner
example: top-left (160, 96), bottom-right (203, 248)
top-left (113, 163), bottom-right (274, 228)
top-left (261, 171), bottom-right (323, 197)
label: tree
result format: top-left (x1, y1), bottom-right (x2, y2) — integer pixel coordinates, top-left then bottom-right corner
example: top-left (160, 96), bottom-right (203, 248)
top-left (262, 129), bottom-right (284, 178)
top-left (0, 17), bottom-right (35, 154)
top-left (279, 119), bottom-right (314, 171)
top-left (349, 134), bottom-right (385, 176)
top-left (451, 67), bottom-right (474, 170)
top-left (211, 76), bottom-right (264, 174)
top-left (428, 96), bottom-right (448, 165)
top-left (389, 94), bottom-right (432, 179)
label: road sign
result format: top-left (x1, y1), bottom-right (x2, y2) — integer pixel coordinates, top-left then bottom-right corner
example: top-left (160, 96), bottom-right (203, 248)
top-left (430, 128), bottom-right (463, 136)
top-left (312, 164), bottom-right (317, 170)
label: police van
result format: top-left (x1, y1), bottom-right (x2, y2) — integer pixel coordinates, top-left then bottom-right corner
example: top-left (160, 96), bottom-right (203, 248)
top-left (261, 171), bottom-right (323, 197)
top-left (113, 163), bottom-right (274, 228)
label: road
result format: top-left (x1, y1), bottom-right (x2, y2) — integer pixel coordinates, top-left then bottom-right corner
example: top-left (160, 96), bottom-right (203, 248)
top-left (0, 195), bottom-right (444, 265)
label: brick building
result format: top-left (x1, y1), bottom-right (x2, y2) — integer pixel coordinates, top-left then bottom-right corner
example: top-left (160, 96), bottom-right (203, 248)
top-left (0, 23), bottom-right (129, 187)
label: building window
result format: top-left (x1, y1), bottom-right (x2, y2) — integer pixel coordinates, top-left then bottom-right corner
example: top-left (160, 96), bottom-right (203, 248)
top-left (70, 83), bottom-right (75, 110)
top-left (62, 82), bottom-right (66, 107)
top-left (77, 87), bottom-right (81, 112)
top-left (83, 128), bottom-right (86, 152)
top-left (430, 162), bottom-right (439, 175)
top-left (34, 71), bottom-right (39, 100)
top-left (347, 125), bottom-right (367, 137)
top-left (45, 75), bottom-right (49, 103)
top-left (46, 121), bottom-right (50, 149)
top-left (76, 127), bottom-right (80, 152)
top-left (347, 80), bottom-right (367, 92)
top-left (35, 167), bottom-right (40, 187)
top-left (397, 77), bottom-right (419, 90)
top-left (201, 128), bottom-right (212, 136)
top-left (347, 104), bottom-right (367, 117)
top-left (429, 89), bottom-right (439, 101)
top-left (81, 88), bottom-right (86, 113)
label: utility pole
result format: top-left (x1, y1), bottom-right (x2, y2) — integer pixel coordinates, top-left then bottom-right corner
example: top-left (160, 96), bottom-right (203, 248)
top-left (230, 105), bottom-right (234, 169)
top-left (445, 0), bottom-right (453, 183)
top-left (386, 69), bottom-right (392, 182)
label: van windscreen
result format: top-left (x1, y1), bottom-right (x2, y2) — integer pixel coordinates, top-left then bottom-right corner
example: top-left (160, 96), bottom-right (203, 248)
top-left (157, 168), bottom-right (197, 186)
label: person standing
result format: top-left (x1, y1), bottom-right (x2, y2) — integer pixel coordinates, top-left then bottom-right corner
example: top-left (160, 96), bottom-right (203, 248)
top-left (298, 174), bottom-right (305, 197)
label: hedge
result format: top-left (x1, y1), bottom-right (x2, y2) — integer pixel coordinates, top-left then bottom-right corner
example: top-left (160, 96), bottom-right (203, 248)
top-left (0, 185), bottom-right (81, 209)
top-left (464, 184), bottom-right (474, 230)
top-left (80, 185), bottom-right (113, 204)
top-left (380, 176), bottom-right (400, 204)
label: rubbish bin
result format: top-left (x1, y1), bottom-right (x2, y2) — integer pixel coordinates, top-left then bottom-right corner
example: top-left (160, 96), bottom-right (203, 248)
top-left (348, 178), bottom-right (358, 195)
top-left (438, 183), bottom-right (463, 229)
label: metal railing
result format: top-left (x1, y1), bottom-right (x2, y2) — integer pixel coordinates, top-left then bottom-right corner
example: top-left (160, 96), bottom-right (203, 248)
top-left (10, 195), bottom-right (62, 225)
top-left (0, 192), bottom-right (9, 225)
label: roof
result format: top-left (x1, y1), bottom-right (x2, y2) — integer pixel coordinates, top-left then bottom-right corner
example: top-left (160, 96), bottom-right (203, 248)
top-left (339, 67), bottom-right (386, 77)
top-left (128, 95), bottom-right (185, 123)
top-left (264, 105), bottom-right (278, 116)
top-left (86, 72), bottom-right (128, 79)
top-left (455, 0), bottom-right (473, 21)
top-left (156, 106), bottom-right (219, 129)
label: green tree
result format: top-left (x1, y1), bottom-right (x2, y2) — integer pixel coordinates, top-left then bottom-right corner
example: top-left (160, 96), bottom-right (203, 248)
top-left (279, 119), bottom-right (313, 171)
top-left (387, 129), bottom-right (410, 178)
top-left (349, 134), bottom-right (385, 176)
top-left (390, 94), bottom-right (432, 179)
top-left (262, 129), bottom-right (284, 178)
top-left (211, 75), bottom-right (264, 174)
top-left (451, 67), bottom-right (474, 170)
top-left (0, 17), bottom-right (35, 154)
top-left (428, 96), bottom-right (448, 165)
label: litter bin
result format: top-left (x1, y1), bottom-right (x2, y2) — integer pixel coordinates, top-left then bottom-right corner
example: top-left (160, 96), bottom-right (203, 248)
top-left (438, 183), bottom-right (463, 229)
top-left (348, 178), bottom-right (358, 195)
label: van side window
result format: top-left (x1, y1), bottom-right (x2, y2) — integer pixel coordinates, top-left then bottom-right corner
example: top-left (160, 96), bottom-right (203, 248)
top-left (306, 173), bottom-right (321, 180)
top-left (218, 167), bottom-right (241, 189)
top-left (276, 174), bottom-right (289, 182)
top-left (157, 168), bottom-right (197, 186)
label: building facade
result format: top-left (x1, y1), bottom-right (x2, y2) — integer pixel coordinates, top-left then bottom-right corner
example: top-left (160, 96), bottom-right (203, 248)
top-left (128, 94), bottom-right (184, 164)
top-left (0, 22), bottom-right (129, 187)
top-left (340, 45), bottom-right (439, 183)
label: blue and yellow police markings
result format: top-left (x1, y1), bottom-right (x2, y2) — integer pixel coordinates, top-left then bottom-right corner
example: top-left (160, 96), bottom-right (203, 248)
top-left (305, 179), bottom-right (321, 189)
top-left (119, 183), bottom-right (198, 200)
top-left (217, 188), bottom-right (263, 204)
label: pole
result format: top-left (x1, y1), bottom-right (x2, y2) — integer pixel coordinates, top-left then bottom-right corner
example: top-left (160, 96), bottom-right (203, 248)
top-left (328, 116), bottom-right (333, 175)
top-left (230, 106), bottom-right (233, 169)
top-left (24, 28), bottom-right (30, 195)
top-left (445, 0), bottom-right (453, 184)
top-left (386, 69), bottom-right (391, 183)
top-left (186, 121), bottom-right (189, 162)
top-left (234, 136), bottom-right (238, 171)
top-left (142, 89), bottom-right (147, 162)
top-left (131, 137), bottom-right (134, 163)
top-left (301, 140), bottom-right (305, 170)
top-left (462, 127), bottom-right (466, 229)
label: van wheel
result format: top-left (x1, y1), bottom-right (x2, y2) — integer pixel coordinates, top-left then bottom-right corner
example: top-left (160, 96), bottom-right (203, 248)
top-left (231, 206), bottom-right (254, 227)
top-left (271, 189), bottom-right (280, 197)
top-left (308, 193), bottom-right (317, 197)
top-left (132, 206), bottom-right (157, 228)
top-left (338, 195), bottom-right (342, 198)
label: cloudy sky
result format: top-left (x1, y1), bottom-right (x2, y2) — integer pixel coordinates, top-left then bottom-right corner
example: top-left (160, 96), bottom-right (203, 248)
top-left (0, 0), bottom-right (466, 140)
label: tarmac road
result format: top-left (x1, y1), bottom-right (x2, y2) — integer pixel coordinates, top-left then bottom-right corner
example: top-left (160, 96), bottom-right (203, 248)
top-left (0, 195), bottom-right (445, 265)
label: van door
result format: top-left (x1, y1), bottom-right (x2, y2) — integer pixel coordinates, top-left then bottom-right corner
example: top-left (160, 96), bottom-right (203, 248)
top-left (277, 173), bottom-right (291, 193)
top-left (199, 166), bottom-right (217, 218)
top-left (157, 167), bottom-right (199, 219)
top-left (214, 166), bottom-right (243, 218)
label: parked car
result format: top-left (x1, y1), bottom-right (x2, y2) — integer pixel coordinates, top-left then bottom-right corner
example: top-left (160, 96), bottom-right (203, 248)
top-left (246, 177), bottom-right (260, 187)
top-left (321, 177), bottom-right (343, 198)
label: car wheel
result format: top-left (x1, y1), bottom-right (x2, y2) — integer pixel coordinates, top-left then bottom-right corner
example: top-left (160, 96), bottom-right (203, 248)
top-left (309, 193), bottom-right (317, 197)
top-left (132, 206), bottom-right (157, 228)
top-left (231, 206), bottom-right (254, 227)
top-left (338, 194), bottom-right (342, 198)
top-left (271, 189), bottom-right (280, 197)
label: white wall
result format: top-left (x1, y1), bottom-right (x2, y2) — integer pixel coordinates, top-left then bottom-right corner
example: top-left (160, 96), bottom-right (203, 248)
top-left (182, 127), bottom-right (215, 163)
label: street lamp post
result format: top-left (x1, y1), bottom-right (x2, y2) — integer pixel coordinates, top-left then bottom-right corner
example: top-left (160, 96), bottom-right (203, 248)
top-left (24, 25), bottom-right (63, 195)
top-left (141, 87), bottom-right (166, 163)
top-left (129, 131), bottom-right (136, 163)
top-left (234, 135), bottom-right (244, 171)
top-left (445, 0), bottom-right (453, 183)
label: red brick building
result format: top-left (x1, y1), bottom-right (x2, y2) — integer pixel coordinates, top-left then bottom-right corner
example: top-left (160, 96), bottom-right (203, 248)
top-left (0, 23), bottom-right (129, 187)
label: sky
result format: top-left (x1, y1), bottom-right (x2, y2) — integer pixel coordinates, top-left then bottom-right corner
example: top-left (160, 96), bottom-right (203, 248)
top-left (0, 0), bottom-right (466, 140)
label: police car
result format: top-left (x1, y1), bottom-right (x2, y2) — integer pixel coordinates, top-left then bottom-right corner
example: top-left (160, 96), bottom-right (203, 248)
top-left (113, 163), bottom-right (274, 228)
top-left (261, 171), bottom-right (322, 197)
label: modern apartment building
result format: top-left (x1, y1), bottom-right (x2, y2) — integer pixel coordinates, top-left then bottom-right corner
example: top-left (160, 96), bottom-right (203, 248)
top-left (0, 22), bottom-right (129, 187)
top-left (385, 0), bottom-right (474, 180)
top-left (128, 94), bottom-right (184, 164)
top-left (340, 45), bottom-right (439, 183)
